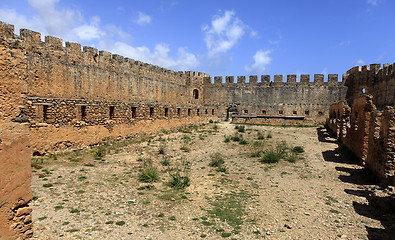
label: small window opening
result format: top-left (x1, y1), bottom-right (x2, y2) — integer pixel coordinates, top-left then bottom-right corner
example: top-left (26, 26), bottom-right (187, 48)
top-left (43, 105), bottom-right (48, 122)
top-left (177, 108), bottom-right (181, 116)
top-left (279, 110), bottom-right (284, 115)
top-left (362, 88), bottom-right (366, 93)
top-left (188, 109), bottom-right (191, 116)
top-left (318, 111), bottom-right (323, 116)
top-left (244, 110), bottom-right (248, 114)
top-left (150, 107), bottom-right (154, 118)
top-left (109, 106), bottom-right (115, 119)
top-left (212, 109), bottom-right (215, 115)
top-left (131, 107), bottom-right (137, 118)
top-left (193, 89), bottom-right (199, 99)
top-left (197, 109), bottom-right (200, 116)
top-left (165, 107), bottom-right (169, 117)
top-left (81, 106), bottom-right (86, 120)
top-left (262, 110), bottom-right (267, 115)
top-left (205, 109), bottom-right (208, 114)
top-left (293, 110), bottom-right (297, 115)
top-left (305, 110), bottom-right (310, 115)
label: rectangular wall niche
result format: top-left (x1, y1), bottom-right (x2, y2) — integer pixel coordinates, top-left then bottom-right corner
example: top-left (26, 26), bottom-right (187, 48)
top-left (165, 107), bottom-right (169, 117)
top-left (150, 107), bottom-right (154, 118)
top-left (78, 105), bottom-right (87, 120)
top-left (43, 105), bottom-right (48, 122)
top-left (131, 107), bottom-right (137, 118)
top-left (188, 109), bottom-right (191, 116)
top-left (109, 106), bottom-right (115, 119)
top-left (177, 108), bottom-right (181, 116)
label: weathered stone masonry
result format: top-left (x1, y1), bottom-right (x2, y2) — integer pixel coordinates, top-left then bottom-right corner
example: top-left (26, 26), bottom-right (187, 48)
top-left (204, 73), bottom-right (347, 125)
top-left (327, 64), bottom-right (395, 186)
top-left (1, 19), bottom-right (395, 238)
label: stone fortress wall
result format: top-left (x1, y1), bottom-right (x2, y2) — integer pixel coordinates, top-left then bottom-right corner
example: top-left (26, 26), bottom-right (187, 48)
top-left (0, 21), bottom-right (221, 155)
top-left (0, 19), bottom-right (394, 238)
top-left (327, 63), bottom-right (395, 186)
top-left (203, 74), bottom-right (347, 125)
top-left (0, 21), bottom-right (218, 239)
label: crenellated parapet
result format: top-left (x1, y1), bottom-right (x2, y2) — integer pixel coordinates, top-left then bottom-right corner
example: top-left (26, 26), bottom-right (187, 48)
top-left (344, 63), bottom-right (395, 108)
top-left (204, 74), bottom-right (344, 86)
top-left (0, 21), bottom-right (212, 88)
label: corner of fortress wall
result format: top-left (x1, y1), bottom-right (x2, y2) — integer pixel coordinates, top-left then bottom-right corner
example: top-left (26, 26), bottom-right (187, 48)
top-left (344, 63), bottom-right (395, 108)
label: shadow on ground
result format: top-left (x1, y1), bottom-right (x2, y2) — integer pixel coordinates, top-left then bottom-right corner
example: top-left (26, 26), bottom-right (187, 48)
top-left (317, 127), bottom-right (395, 240)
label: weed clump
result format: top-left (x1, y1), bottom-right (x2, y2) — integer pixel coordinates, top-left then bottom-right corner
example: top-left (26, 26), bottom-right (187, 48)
top-left (292, 146), bottom-right (305, 153)
top-left (161, 156), bottom-right (171, 166)
top-left (93, 146), bottom-right (106, 159)
top-left (239, 139), bottom-right (248, 145)
top-left (237, 125), bottom-right (245, 133)
top-left (209, 153), bottom-right (225, 167)
top-left (257, 131), bottom-right (265, 140)
top-left (138, 158), bottom-right (160, 183)
top-left (139, 167), bottom-right (160, 183)
top-left (168, 173), bottom-right (191, 189)
top-left (168, 158), bottom-right (191, 189)
top-left (276, 141), bottom-right (288, 158)
top-left (260, 151), bottom-right (281, 164)
top-left (158, 142), bottom-right (167, 155)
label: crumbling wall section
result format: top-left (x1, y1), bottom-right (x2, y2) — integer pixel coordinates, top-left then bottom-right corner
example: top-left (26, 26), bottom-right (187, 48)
top-left (328, 63), bottom-right (395, 186)
top-left (0, 22), bottom-right (33, 239)
top-left (342, 95), bottom-right (375, 165)
top-left (0, 124), bottom-right (32, 239)
top-left (366, 107), bottom-right (395, 185)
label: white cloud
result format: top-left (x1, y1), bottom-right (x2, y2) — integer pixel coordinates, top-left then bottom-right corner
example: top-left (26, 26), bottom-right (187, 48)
top-left (27, 0), bottom-right (81, 36)
top-left (334, 40), bottom-right (351, 48)
top-left (244, 50), bottom-right (272, 74)
top-left (101, 41), bottom-right (199, 71)
top-left (321, 67), bottom-right (328, 75)
top-left (367, 0), bottom-right (379, 6)
top-left (355, 59), bottom-right (365, 65)
top-left (71, 17), bottom-right (104, 41)
top-left (203, 10), bottom-right (248, 58)
top-left (0, 8), bottom-right (32, 33)
top-left (136, 12), bottom-right (152, 25)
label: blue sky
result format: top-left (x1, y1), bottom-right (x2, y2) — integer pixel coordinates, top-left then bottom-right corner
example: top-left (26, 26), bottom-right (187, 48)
top-left (0, 0), bottom-right (394, 80)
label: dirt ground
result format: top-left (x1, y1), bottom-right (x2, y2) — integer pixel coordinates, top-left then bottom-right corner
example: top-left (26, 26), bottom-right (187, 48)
top-left (30, 121), bottom-right (391, 239)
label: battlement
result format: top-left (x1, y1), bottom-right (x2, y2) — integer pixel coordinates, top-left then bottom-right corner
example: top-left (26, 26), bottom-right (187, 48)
top-left (0, 21), bottom-right (212, 86)
top-left (206, 74), bottom-right (343, 86)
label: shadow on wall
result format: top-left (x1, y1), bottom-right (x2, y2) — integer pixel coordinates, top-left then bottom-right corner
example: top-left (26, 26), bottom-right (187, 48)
top-left (318, 127), bottom-right (395, 240)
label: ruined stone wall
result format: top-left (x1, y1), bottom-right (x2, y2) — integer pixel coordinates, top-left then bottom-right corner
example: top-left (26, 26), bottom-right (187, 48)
top-left (203, 74), bottom-right (347, 124)
top-left (328, 63), bottom-right (395, 186)
top-left (0, 124), bottom-right (33, 240)
top-left (345, 63), bottom-right (395, 109)
top-left (0, 21), bottom-right (219, 154)
top-left (20, 27), bottom-right (211, 105)
top-left (0, 22), bottom-right (33, 240)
